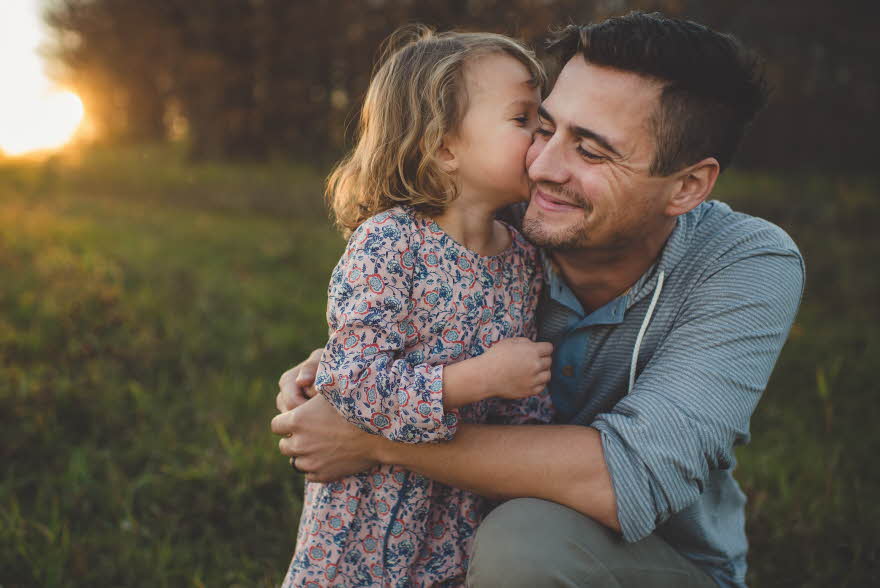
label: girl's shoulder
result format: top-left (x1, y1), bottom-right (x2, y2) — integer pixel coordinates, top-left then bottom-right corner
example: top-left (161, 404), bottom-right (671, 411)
top-left (350, 205), bottom-right (420, 240)
top-left (343, 206), bottom-right (422, 260)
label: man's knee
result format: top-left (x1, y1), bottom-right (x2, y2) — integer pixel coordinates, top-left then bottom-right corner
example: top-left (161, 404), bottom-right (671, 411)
top-left (467, 498), bottom-right (614, 587)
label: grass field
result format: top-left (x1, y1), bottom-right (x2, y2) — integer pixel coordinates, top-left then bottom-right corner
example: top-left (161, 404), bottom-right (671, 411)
top-left (1, 146), bottom-right (877, 586)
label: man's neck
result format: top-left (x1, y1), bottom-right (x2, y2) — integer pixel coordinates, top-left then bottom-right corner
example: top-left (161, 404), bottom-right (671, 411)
top-left (550, 220), bottom-right (675, 314)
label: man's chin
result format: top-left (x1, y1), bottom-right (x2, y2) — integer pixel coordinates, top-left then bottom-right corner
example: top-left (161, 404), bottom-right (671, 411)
top-left (521, 208), bottom-right (586, 250)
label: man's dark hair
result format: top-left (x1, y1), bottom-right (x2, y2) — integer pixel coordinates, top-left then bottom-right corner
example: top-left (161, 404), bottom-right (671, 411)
top-left (547, 12), bottom-right (769, 175)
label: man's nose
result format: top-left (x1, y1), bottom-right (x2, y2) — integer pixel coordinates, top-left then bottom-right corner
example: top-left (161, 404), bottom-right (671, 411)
top-left (527, 135), bottom-right (570, 186)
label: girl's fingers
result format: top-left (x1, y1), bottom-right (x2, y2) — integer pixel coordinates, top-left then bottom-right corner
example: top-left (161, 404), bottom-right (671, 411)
top-left (536, 342), bottom-right (554, 357)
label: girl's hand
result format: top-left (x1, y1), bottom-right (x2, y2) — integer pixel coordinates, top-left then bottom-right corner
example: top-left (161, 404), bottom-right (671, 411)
top-left (479, 337), bottom-right (553, 400)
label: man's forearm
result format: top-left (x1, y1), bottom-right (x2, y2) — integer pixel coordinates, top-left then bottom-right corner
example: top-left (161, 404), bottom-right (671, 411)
top-left (373, 423), bottom-right (621, 532)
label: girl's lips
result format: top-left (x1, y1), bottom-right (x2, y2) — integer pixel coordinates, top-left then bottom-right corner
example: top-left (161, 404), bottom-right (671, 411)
top-left (533, 189), bottom-right (582, 212)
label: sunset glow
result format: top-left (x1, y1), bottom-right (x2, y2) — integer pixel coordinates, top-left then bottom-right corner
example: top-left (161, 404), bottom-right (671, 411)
top-left (0, 1), bottom-right (85, 156)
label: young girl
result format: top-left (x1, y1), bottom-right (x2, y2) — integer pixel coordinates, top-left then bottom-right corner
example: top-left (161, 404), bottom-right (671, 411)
top-left (285, 27), bottom-right (554, 587)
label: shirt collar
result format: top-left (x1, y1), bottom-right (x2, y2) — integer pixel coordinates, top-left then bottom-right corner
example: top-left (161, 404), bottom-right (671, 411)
top-left (540, 250), bottom-right (627, 327)
top-left (540, 203), bottom-right (702, 320)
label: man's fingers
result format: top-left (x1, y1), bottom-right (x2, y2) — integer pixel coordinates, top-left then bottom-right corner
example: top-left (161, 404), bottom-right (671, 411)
top-left (295, 348), bottom-right (324, 384)
top-left (294, 455), bottom-right (316, 472)
top-left (271, 410), bottom-right (297, 436)
top-left (278, 352), bottom-right (324, 412)
top-left (277, 378), bottom-right (309, 412)
top-left (276, 387), bottom-right (303, 413)
top-left (278, 366), bottom-right (297, 388)
top-left (295, 369), bottom-right (315, 385)
top-left (278, 430), bottom-right (305, 457)
top-left (279, 434), bottom-right (305, 457)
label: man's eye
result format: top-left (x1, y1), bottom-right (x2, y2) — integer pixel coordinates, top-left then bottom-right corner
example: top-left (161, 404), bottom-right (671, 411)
top-left (577, 146), bottom-right (605, 161)
top-left (534, 127), bottom-right (553, 137)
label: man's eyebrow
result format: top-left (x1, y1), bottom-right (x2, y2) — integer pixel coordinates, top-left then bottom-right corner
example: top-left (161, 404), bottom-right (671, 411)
top-left (537, 105), bottom-right (555, 124)
top-left (537, 105), bottom-right (622, 158)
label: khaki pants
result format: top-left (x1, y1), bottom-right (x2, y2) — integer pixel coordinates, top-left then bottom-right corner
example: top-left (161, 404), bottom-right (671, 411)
top-left (467, 498), bottom-right (718, 587)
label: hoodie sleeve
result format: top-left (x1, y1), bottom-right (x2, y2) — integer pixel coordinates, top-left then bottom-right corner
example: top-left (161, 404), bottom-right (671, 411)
top-left (591, 248), bottom-right (805, 542)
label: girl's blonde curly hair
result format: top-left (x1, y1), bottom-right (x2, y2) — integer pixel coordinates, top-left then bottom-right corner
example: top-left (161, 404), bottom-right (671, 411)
top-left (326, 25), bottom-right (546, 236)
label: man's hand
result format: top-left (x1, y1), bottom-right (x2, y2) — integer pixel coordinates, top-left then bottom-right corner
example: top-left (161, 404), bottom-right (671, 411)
top-left (271, 394), bottom-right (382, 482)
top-left (276, 348), bottom-right (323, 412)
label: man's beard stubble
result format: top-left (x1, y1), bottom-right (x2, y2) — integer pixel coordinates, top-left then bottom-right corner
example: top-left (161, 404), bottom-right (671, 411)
top-left (521, 183), bottom-right (592, 251)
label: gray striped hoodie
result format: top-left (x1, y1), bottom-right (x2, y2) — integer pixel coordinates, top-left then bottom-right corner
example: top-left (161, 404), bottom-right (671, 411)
top-left (533, 200), bottom-right (805, 587)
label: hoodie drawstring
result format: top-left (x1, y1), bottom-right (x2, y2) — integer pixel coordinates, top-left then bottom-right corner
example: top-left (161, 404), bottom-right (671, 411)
top-left (628, 270), bottom-right (665, 394)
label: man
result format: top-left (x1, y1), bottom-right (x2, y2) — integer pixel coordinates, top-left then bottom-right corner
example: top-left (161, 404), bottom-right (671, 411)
top-left (272, 12), bottom-right (804, 587)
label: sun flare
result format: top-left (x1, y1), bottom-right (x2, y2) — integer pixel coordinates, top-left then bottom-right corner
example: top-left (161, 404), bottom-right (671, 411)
top-left (0, 0), bottom-right (86, 157)
top-left (0, 90), bottom-right (85, 156)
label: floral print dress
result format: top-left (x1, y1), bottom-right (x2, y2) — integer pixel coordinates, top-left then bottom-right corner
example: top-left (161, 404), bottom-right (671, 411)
top-left (284, 205), bottom-right (553, 587)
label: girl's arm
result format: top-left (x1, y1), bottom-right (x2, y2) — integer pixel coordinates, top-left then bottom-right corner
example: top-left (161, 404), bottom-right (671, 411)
top-left (316, 212), bottom-right (469, 444)
top-left (317, 211), bottom-right (551, 443)
top-left (316, 214), bottom-right (447, 443)
top-left (443, 337), bottom-right (552, 410)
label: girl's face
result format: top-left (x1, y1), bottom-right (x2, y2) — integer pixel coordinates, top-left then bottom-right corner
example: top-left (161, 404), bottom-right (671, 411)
top-left (445, 53), bottom-right (541, 209)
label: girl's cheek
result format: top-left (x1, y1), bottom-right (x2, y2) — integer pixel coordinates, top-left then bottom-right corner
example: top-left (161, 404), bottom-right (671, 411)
top-left (517, 132), bottom-right (534, 159)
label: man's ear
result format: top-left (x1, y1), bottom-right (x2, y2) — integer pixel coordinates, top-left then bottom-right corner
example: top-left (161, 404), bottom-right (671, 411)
top-left (665, 157), bottom-right (720, 216)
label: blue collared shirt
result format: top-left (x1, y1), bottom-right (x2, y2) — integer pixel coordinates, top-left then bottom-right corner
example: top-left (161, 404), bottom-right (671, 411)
top-left (534, 201), bottom-right (804, 587)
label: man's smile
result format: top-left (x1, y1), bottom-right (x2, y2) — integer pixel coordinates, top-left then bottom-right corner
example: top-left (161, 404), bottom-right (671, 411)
top-left (532, 187), bottom-right (584, 212)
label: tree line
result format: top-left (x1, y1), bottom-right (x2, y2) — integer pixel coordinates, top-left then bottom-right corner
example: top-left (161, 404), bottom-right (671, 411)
top-left (45, 0), bottom-right (878, 171)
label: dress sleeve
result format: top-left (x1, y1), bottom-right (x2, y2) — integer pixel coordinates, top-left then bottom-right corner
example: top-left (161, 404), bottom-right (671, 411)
top-left (487, 390), bottom-right (555, 425)
top-left (590, 247), bottom-right (805, 542)
top-left (314, 213), bottom-right (458, 443)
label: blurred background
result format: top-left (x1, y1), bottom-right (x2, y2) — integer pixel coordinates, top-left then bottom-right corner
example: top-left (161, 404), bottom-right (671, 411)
top-left (1, 0), bottom-right (877, 586)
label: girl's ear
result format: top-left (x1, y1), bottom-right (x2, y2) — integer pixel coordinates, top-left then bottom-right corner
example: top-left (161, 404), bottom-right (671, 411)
top-left (436, 138), bottom-right (459, 173)
top-left (665, 157), bottom-right (719, 217)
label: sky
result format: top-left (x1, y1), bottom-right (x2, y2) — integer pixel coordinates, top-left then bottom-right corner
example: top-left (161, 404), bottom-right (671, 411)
top-left (1, 0), bottom-right (50, 109)
top-left (0, 0), bottom-right (84, 155)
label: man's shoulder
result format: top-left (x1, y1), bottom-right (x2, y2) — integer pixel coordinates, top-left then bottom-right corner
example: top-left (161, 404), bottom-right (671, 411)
top-left (669, 200), bottom-right (806, 301)
top-left (687, 200), bottom-right (801, 261)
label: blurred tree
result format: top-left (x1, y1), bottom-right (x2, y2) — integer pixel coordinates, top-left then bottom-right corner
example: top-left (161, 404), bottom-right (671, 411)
top-left (45, 0), bottom-right (171, 143)
top-left (43, 0), bottom-right (597, 161)
top-left (44, 0), bottom-right (880, 170)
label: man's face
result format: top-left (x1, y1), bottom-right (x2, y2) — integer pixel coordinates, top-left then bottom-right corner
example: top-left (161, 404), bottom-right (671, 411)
top-left (522, 55), bottom-right (677, 252)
